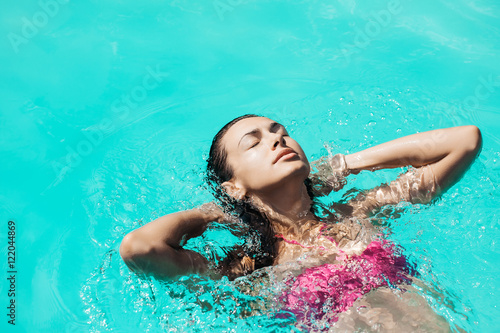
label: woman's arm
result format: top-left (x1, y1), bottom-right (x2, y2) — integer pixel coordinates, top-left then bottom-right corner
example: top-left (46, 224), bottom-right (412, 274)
top-left (343, 125), bottom-right (482, 216)
top-left (119, 202), bottom-right (224, 279)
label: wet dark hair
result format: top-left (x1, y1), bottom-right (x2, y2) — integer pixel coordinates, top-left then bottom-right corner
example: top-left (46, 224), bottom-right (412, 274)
top-left (205, 114), bottom-right (320, 279)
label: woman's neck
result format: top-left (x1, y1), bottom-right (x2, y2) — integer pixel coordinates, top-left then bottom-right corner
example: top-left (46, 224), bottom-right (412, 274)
top-left (249, 181), bottom-right (320, 236)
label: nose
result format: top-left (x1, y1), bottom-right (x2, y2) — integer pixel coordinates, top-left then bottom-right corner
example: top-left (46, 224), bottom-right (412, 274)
top-left (268, 132), bottom-right (285, 150)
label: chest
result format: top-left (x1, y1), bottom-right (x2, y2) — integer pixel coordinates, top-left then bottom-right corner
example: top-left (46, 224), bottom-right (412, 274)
top-left (274, 222), bottom-right (367, 265)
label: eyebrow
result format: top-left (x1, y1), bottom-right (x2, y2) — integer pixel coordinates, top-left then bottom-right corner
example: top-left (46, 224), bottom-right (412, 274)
top-left (238, 122), bottom-right (283, 147)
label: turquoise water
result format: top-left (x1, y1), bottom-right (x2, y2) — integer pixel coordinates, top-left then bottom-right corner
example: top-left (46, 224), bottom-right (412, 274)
top-left (1, 0), bottom-right (499, 331)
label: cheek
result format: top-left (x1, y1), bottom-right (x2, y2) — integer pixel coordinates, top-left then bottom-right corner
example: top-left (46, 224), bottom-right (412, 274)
top-left (243, 150), bottom-right (270, 173)
top-left (232, 151), bottom-right (269, 182)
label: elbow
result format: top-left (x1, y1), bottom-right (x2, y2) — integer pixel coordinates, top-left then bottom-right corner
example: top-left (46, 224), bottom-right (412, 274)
top-left (119, 232), bottom-right (180, 278)
top-left (462, 125), bottom-right (482, 155)
top-left (119, 232), bottom-right (154, 264)
top-left (119, 233), bottom-right (135, 263)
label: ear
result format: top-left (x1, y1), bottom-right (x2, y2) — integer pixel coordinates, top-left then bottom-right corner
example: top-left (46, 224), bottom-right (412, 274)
top-left (221, 180), bottom-right (247, 200)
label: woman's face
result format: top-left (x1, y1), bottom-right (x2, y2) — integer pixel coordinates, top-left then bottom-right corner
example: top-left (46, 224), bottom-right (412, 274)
top-left (220, 117), bottom-right (310, 198)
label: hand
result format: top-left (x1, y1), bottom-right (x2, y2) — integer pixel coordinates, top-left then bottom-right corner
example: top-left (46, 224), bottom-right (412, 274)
top-left (197, 201), bottom-right (239, 224)
top-left (309, 154), bottom-right (351, 195)
top-left (329, 153), bottom-right (350, 176)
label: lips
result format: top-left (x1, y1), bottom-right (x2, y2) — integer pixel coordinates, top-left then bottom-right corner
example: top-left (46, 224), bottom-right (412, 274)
top-left (274, 148), bottom-right (297, 164)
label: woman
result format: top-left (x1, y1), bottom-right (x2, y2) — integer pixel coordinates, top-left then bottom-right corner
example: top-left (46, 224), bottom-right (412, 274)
top-left (119, 114), bottom-right (481, 329)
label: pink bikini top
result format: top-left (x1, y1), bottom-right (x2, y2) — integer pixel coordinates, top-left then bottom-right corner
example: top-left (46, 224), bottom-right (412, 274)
top-left (275, 225), bottom-right (412, 325)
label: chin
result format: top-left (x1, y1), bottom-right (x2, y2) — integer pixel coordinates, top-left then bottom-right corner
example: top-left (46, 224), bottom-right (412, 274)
top-left (280, 164), bottom-right (310, 183)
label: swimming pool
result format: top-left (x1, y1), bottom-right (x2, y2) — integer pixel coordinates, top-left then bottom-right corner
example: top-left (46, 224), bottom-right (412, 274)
top-left (1, 0), bottom-right (499, 331)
